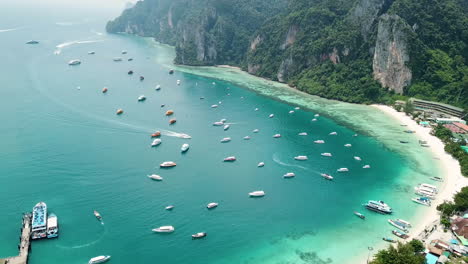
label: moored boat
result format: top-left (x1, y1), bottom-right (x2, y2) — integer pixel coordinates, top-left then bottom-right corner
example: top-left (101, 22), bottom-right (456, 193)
top-left (151, 131), bottom-right (161, 138)
top-left (46, 214), bottom-right (59, 238)
top-left (283, 172), bottom-right (295, 178)
top-left (176, 80), bottom-right (181, 85)
top-left (258, 162), bottom-right (265, 167)
top-left (152, 226), bottom-right (175, 233)
top-left (155, 84), bottom-right (161, 90)
top-left (363, 165), bottom-right (371, 169)
top-left (102, 87), bottom-right (108, 93)
top-left (213, 121), bottom-right (224, 126)
top-left (221, 137), bottom-right (231, 143)
top-left (165, 110), bottom-right (174, 116)
top-left (298, 132), bottom-right (308, 136)
top-left (412, 197), bottom-right (431, 206)
top-left (383, 237), bottom-right (396, 243)
top-left (169, 119), bottom-right (176, 124)
top-left (160, 161), bottom-right (176, 168)
top-left (169, 69), bottom-right (174, 74)
top-left (116, 109), bottom-right (124, 115)
top-left (344, 144), bottom-right (352, 147)
top-left (243, 136), bottom-right (251, 140)
top-left (151, 139), bottom-right (162, 147)
top-left (329, 132), bottom-right (337, 135)
top-left (430, 176), bottom-right (443, 182)
top-left (392, 230), bottom-right (409, 239)
top-left (138, 95), bottom-right (146, 101)
top-left (223, 124), bottom-right (230, 131)
top-left (354, 156), bottom-right (362, 161)
top-left (128, 70), bottom-right (133, 75)
top-left (88, 255), bottom-right (111, 264)
top-left (253, 129), bottom-right (259, 133)
top-left (273, 134), bottom-right (281, 138)
top-left (321, 153), bottom-right (332, 157)
top-left (314, 140), bottom-right (325, 144)
top-left (269, 114), bottom-right (274, 118)
top-left (26, 40), bottom-right (39, 44)
top-left (249, 191), bottom-right (265, 197)
top-left (337, 168), bottom-right (349, 172)
top-left (211, 104), bottom-right (218, 108)
top-left (139, 76), bottom-right (144, 81)
top-left (165, 205), bottom-right (174, 210)
top-left (192, 232), bottom-right (207, 239)
top-left (113, 57), bottom-right (122, 62)
top-left (31, 202), bottom-right (47, 240)
top-left (388, 219), bottom-right (409, 232)
top-left (364, 200), bottom-right (392, 214)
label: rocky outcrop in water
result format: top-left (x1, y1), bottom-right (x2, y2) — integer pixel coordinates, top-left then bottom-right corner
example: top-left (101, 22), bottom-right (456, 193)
top-left (372, 14), bottom-right (412, 94)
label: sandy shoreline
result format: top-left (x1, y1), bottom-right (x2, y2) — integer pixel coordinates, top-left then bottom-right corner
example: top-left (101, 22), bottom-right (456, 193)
top-left (372, 105), bottom-right (467, 241)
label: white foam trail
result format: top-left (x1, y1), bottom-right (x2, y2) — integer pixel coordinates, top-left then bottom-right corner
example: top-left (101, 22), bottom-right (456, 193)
top-left (54, 39), bottom-right (104, 55)
top-left (55, 22), bottom-right (80, 26)
top-left (91, 29), bottom-right (103, 36)
top-left (161, 130), bottom-right (191, 138)
top-left (0, 27), bottom-right (21, 33)
top-left (272, 153), bottom-right (308, 170)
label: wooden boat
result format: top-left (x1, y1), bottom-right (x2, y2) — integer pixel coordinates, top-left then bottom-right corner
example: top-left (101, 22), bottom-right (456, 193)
top-left (116, 109), bottom-right (124, 115)
top-left (353, 211), bottom-right (365, 219)
top-left (430, 176), bottom-right (443, 182)
top-left (392, 230), bottom-right (409, 239)
top-left (399, 141), bottom-right (409, 144)
top-left (151, 131), bottom-right (161, 138)
top-left (165, 110), bottom-right (174, 116)
top-left (382, 237), bottom-right (396, 243)
top-left (102, 87), bottom-right (108, 93)
top-left (169, 119), bottom-right (176, 124)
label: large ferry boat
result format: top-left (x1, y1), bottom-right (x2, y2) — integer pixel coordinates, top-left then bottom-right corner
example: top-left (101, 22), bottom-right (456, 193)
top-left (46, 213), bottom-right (59, 238)
top-left (364, 200), bottom-right (392, 214)
top-left (31, 202), bottom-right (47, 240)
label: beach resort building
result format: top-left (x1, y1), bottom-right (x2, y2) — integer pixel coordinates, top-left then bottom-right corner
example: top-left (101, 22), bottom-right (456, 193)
top-left (451, 217), bottom-right (468, 246)
top-left (410, 98), bottom-right (465, 119)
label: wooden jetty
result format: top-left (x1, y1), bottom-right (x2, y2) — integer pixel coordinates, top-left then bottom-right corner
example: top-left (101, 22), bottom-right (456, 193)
top-left (0, 213), bottom-right (32, 264)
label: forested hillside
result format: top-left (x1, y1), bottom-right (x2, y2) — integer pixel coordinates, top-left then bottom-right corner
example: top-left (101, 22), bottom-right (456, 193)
top-left (107, 0), bottom-right (468, 109)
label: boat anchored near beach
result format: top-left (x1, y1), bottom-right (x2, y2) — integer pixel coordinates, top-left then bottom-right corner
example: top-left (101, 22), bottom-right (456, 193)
top-left (148, 174), bottom-right (163, 181)
top-left (88, 255), bottom-right (111, 264)
top-left (412, 197), bottom-right (431, 206)
top-left (364, 200), bottom-right (392, 214)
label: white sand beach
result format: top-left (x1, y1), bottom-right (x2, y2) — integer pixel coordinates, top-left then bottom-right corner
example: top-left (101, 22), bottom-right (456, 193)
top-left (372, 104), bottom-right (468, 241)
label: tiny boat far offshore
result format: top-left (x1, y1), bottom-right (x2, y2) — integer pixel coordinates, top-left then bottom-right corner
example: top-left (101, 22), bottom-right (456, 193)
top-left (93, 210), bottom-right (102, 221)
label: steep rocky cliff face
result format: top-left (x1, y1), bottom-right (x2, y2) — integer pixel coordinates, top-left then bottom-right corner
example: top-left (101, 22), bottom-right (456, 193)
top-left (372, 14), bottom-right (412, 94)
top-left (108, 0), bottom-right (468, 108)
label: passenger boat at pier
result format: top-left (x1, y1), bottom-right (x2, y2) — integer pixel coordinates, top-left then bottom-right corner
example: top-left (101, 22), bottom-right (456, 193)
top-left (46, 214), bottom-right (59, 238)
top-left (31, 202), bottom-right (47, 240)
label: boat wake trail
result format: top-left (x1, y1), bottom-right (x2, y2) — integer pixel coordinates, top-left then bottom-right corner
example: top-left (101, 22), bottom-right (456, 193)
top-left (54, 39), bottom-right (104, 54)
top-left (55, 21), bottom-right (83, 26)
top-left (272, 153), bottom-right (308, 170)
top-left (56, 224), bottom-right (106, 249)
top-left (90, 29), bottom-right (103, 36)
top-left (0, 27), bottom-right (22, 33)
top-left (161, 130), bottom-right (192, 139)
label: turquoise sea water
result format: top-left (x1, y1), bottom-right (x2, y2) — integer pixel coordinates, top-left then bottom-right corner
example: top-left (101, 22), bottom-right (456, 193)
top-left (0, 2), bottom-right (441, 264)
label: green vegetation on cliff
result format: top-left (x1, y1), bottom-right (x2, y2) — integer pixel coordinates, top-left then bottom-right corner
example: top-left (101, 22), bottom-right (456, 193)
top-left (107, 0), bottom-right (468, 110)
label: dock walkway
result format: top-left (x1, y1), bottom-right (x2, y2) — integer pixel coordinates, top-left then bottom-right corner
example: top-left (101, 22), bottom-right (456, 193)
top-left (0, 213), bottom-right (32, 264)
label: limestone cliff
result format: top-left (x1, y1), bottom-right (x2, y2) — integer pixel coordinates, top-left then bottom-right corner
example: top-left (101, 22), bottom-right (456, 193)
top-left (372, 14), bottom-right (412, 94)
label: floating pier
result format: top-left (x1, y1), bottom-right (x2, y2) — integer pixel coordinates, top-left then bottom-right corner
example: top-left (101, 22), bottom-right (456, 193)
top-left (0, 213), bottom-right (32, 264)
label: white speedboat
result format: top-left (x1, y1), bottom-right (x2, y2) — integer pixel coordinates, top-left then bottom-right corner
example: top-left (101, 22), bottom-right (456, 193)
top-left (257, 162), bottom-right (265, 167)
top-left (294, 156), bottom-right (308, 161)
top-left (412, 197), bottom-right (431, 206)
top-left (254, 108), bottom-right (259, 111)
top-left (354, 156), bottom-right (362, 161)
top-left (329, 132), bottom-right (337, 135)
top-left (88, 255), bottom-right (111, 264)
top-left (148, 174), bottom-right (163, 181)
top-left (138, 95), bottom-right (146, 101)
top-left (151, 139), bottom-right (161, 147)
top-left (152, 226), bottom-right (175, 233)
top-left (344, 144), bottom-right (352, 147)
top-left (337, 168), bottom-right (349, 172)
top-left (223, 125), bottom-right (230, 131)
top-left (220, 137), bottom-right (231, 143)
top-left (249, 190), bottom-right (265, 197)
top-left (179, 134), bottom-right (192, 139)
top-left (213, 121), bottom-right (224, 126)
top-left (283, 172), bottom-right (295, 178)
top-left (419, 183), bottom-right (438, 193)
top-left (160, 161), bottom-right (176, 168)
top-left (165, 205), bottom-right (174, 210)
top-left (243, 136), bottom-right (251, 140)
top-left (295, 107), bottom-right (300, 110)
top-left (211, 104), bottom-right (218, 108)
top-left (298, 132), bottom-right (308, 136)
top-left (311, 118), bottom-right (317, 122)
top-left (321, 173), bottom-right (333, 180)
top-left (155, 84), bottom-right (161, 90)
top-left (176, 80), bottom-right (181, 85)
top-left (181, 144), bottom-right (189, 152)
top-left (207, 203), bottom-right (218, 209)
top-left (314, 140), bottom-right (325, 144)
top-left (220, 119), bottom-right (227, 123)
top-left (363, 165), bottom-right (371, 169)
top-left (321, 153), bottom-right (332, 157)
top-left (314, 114), bottom-right (320, 117)
top-left (88, 51), bottom-right (95, 55)
top-left (68, 59), bottom-right (81, 65)
top-left (113, 57), bottom-right (123, 62)
top-left (253, 129), bottom-right (259, 133)
top-left (223, 156), bottom-right (236, 162)
top-left (192, 232), bottom-right (207, 239)
top-left (273, 134), bottom-right (281, 138)
top-left (289, 110), bottom-right (294, 114)
top-left (269, 114), bottom-right (274, 118)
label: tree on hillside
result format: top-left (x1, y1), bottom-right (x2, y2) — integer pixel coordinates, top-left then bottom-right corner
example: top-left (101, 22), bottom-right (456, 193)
top-left (369, 240), bottom-right (425, 264)
top-left (403, 100), bottom-right (414, 115)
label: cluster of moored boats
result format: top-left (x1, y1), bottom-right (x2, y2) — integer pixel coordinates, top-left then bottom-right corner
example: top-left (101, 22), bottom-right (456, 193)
top-left (31, 202), bottom-right (59, 240)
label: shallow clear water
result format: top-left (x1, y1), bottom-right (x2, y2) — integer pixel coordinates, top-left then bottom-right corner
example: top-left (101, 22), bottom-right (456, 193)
top-left (0, 2), bottom-right (441, 264)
